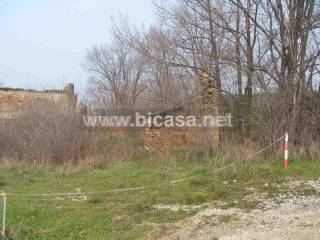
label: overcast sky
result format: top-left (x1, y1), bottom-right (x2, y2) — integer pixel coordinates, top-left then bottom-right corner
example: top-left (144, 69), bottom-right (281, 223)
top-left (0, 0), bottom-right (154, 97)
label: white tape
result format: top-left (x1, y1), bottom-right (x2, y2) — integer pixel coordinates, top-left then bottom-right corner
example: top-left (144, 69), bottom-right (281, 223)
top-left (246, 135), bottom-right (285, 161)
top-left (4, 134), bottom-right (285, 198)
top-left (6, 164), bottom-right (235, 197)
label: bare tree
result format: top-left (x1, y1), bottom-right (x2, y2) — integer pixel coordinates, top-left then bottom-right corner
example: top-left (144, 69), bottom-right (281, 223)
top-left (234, 0), bottom-right (320, 141)
top-left (84, 0), bottom-right (320, 147)
top-left (85, 32), bottom-right (146, 112)
top-left (139, 26), bottom-right (195, 106)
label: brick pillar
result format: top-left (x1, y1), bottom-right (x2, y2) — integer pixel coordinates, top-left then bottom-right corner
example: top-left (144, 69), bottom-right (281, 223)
top-left (198, 70), bottom-right (219, 146)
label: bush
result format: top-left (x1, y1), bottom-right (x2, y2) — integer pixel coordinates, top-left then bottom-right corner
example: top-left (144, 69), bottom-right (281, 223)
top-left (0, 102), bottom-right (104, 166)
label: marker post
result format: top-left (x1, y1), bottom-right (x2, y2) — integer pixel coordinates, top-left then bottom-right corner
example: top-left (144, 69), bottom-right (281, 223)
top-left (284, 132), bottom-right (289, 169)
top-left (1, 191), bottom-right (6, 238)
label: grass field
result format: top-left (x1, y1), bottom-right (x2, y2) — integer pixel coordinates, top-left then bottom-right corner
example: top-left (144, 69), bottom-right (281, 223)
top-left (0, 159), bottom-right (320, 240)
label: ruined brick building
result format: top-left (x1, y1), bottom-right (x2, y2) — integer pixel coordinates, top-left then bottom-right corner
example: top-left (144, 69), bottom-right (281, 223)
top-left (144, 71), bottom-right (220, 149)
top-left (0, 84), bottom-right (77, 119)
top-left (0, 71), bottom-right (219, 149)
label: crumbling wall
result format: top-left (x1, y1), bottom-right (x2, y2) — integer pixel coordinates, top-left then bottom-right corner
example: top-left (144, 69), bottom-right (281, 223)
top-left (144, 127), bottom-right (219, 150)
top-left (144, 128), bottom-right (189, 149)
top-left (144, 127), bottom-right (205, 149)
top-left (0, 84), bottom-right (76, 119)
top-left (144, 71), bottom-right (220, 149)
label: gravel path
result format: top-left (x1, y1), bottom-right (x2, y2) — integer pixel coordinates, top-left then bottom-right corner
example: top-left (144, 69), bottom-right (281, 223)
top-left (148, 180), bottom-right (320, 240)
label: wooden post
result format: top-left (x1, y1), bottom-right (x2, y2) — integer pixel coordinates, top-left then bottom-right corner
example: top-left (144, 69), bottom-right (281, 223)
top-left (1, 191), bottom-right (6, 238)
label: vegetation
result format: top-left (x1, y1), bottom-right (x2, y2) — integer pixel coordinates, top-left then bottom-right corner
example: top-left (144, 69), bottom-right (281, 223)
top-left (86, 0), bottom-right (320, 147)
top-left (0, 0), bottom-right (319, 239)
top-left (1, 158), bottom-right (320, 240)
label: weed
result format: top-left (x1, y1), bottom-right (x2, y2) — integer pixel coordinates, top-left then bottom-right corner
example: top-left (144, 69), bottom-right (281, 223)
top-left (0, 160), bottom-right (319, 239)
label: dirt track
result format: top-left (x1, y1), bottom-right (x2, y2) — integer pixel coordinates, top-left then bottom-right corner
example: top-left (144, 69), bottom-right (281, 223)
top-left (148, 180), bottom-right (320, 240)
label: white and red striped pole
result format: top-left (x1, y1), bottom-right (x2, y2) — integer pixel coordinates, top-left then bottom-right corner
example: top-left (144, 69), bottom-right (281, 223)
top-left (284, 132), bottom-right (289, 169)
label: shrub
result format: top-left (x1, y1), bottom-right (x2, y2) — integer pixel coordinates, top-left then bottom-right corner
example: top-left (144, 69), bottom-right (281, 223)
top-left (0, 102), bottom-right (104, 166)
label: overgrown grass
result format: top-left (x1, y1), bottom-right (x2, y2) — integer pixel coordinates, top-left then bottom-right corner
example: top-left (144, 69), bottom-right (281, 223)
top-left (0, 159), bottom-right (319, 239)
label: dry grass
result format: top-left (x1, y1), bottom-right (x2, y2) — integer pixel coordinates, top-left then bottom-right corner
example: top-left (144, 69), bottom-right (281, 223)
top-left (1, 100), bottom-right (319, 169)
top-left (0, 102), bottom-right (104, 167)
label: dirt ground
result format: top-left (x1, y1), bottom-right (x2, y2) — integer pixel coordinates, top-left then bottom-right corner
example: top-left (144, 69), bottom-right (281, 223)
top-left (147, 179), bottom-right (320, 240)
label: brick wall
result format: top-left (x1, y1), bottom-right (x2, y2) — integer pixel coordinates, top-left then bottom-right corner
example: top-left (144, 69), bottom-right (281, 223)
top-left (144, 127), bottom-right (219, 149)
top-left (0, 84), bottom-right (76, 119)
